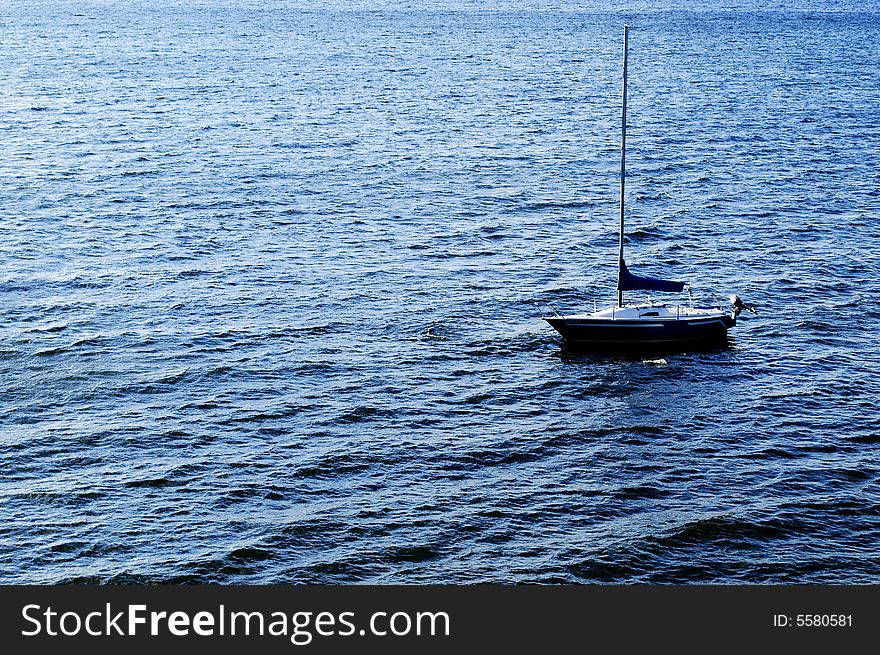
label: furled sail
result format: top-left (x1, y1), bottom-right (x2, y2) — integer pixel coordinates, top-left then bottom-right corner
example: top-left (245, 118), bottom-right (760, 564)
top-left (617, 258), bottom-right (685, 293)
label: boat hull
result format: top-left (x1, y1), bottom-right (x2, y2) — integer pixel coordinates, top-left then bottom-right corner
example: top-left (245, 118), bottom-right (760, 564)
top-left (544, 313), bottom-right (735, 352)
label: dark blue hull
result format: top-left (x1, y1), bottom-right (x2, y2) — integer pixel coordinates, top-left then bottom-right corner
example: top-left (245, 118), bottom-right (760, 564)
top-left (544, 314), bottom-right (735, 352)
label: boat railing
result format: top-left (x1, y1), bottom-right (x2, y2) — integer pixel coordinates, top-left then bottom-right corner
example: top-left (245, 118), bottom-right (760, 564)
top-left (534, 302), bottom-right (561, 318)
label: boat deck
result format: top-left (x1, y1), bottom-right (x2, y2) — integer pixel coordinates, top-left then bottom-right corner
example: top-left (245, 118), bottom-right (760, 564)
top-left (561, 302), bottom-right (728, 322)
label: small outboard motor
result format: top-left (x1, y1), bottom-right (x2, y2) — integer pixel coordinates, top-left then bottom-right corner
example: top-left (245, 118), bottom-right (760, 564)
top-left (730, 294), bottom-right (757, 318)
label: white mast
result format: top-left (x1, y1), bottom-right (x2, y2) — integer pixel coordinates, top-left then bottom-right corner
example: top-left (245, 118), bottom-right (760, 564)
top-left (618, 25), bottom-right (629, 308)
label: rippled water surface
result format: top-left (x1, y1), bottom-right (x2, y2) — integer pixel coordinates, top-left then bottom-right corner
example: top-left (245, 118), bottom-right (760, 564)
top-left (2, 1), bottom-right (879, 583)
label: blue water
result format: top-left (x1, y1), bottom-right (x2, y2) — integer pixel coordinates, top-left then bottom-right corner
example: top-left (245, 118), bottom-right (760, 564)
top-left (2, 0), bottom-right (879, 584)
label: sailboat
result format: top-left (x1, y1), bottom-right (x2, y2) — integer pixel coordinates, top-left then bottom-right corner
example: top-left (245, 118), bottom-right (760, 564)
top-left (544, 25), bottom-right (752, 351)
